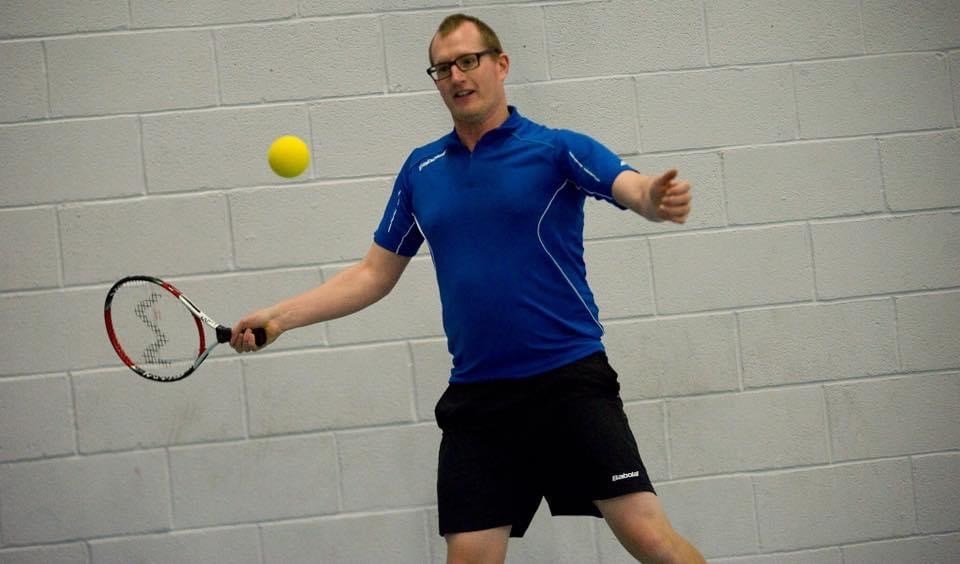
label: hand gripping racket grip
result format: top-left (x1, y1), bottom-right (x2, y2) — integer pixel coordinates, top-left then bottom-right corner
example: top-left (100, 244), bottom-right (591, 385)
top-left (215, 326), bottom-right (267, 347)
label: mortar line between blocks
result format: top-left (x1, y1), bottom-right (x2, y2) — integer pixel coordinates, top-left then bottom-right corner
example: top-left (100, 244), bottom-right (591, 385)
top-left (40, 40), bottom-right (53, 118)
top-left (820, 385), bottom-right (835, 465)
top-left (733, 312), bottom-right (745, 392)
top-left (405, 341), bottom-right (420, 422)
top-left (209, 29), bottom-right (223, 107)
top-left (908, 455), bottom-right (921, 535)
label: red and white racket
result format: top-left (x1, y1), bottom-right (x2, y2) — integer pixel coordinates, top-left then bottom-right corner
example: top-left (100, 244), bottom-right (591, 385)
top-left (104, 275), bottom-right (265, 382)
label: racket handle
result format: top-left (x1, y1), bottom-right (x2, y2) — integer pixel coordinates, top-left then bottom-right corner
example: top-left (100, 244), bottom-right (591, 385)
top-left (217, 326), bottom-right (268, 347)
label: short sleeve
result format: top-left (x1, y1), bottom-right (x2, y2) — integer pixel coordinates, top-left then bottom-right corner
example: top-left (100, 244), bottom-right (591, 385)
top-left (373, 158), bottom-right (424, 257)
top-left (560, 130), bottom-right (633, 209)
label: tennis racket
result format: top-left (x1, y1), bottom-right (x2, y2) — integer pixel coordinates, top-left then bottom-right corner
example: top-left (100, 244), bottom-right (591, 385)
top-left (104, 275), bottom-right (266, 382)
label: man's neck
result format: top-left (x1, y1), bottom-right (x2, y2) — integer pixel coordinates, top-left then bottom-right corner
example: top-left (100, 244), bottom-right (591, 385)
top-left (454, 105), bottom-right (510, 151)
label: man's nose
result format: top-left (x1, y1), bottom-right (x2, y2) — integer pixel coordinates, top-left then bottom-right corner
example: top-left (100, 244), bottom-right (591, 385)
top-left (449, 64), bottom-right (467, 82)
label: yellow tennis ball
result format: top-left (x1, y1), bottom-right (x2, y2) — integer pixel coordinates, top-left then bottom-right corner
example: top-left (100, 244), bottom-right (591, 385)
top-left (267, 135), bottom-right (310, 178)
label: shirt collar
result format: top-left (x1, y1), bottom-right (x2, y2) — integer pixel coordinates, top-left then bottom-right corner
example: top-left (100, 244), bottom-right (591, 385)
top-left (441, 106), bottom-right (523, 150)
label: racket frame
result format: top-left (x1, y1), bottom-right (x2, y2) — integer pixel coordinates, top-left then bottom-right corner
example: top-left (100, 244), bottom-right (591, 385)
top-left (104, 275), bottom-right (235, 382)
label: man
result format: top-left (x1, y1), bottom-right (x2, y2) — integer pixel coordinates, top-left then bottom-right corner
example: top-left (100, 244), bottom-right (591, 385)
top-left (232, 13), bottom-right (703, 564)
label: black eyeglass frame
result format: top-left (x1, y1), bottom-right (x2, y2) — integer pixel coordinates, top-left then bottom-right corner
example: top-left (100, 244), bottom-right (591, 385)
top-left (426, 49), bottom-right (502, 81)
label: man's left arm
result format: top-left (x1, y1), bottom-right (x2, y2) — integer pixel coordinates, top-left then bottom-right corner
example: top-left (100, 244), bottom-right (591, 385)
top-left (611, 168), bottom-right (692, 224)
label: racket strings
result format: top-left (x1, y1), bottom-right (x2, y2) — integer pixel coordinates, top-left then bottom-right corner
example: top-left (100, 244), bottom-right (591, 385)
top-left (134, 290), bottom-right (172, 366)
top-left (110, 281), bottom-right (202, 380)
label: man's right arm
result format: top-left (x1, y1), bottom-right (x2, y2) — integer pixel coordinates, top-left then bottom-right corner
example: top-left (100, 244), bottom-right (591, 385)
top-left (230, 242), bottom-right (412, 351)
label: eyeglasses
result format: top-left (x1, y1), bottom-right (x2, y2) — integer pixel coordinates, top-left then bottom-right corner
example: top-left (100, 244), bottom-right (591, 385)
top-left (426, 49), bottom-right (501, 81)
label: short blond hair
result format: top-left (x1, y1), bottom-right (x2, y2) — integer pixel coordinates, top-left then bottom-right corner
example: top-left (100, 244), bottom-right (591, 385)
top-left (429, 13), bottom-right (503, 64)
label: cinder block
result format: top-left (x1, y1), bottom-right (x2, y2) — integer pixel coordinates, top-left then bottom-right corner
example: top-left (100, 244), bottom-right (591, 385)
top-left (825, 373), bottom-right (960, 461)
top-left (411, 338), bottom-right (451, 421)
top-left (505, 503), bottom-right (598, 563)
top-left (58, 193), bottom-right (232, 285)
top-left (383, 7), bottom-right (548, 93)
top-left (169, 435), bottom-right (339, 527)
top-left (710, 548), bottom-right (843, 564)
top-left (739, 300), bottom-right (899, 387)
top-left (650, 225), bottom-right (813, 313)
top-left (261, 510), bottom-right (429, 564)
top-left (544, 0), bottom-right (705, 78)
top-left (669, 387), bottom-right (828, 478)
top-left (754, 460), bottom-right (916, 550)
top-left (46, 31), bottom-right (217, 117)
top-left (0, 543), bottom-right (89, 564)
top-left (0, 42), bottom-right (47, 122)
top-left (584, 238), bottom-right (655, 320)
top-left (706, 0), bottom-right (863, 64)
top-left (0, 291), bottom-right (70, 376)
top-left (217, 19), bottom-right (384, 105)
top-left (0, 0), bottom-right (128, 38)
top-left (0, 207), bottom-right (60, 291)
top-left (638, 476), bottom-right (758, 559)
top-left (0, 375), bottom-right (75, 462)
top-left (842, 533), bottom-right (960, 564)
top-left (508, 79), bottom-right (638, 155)
top-left (603, 314), bottom-right (739, 400)
top-left (0, 451), bottom-right (171, 544)
top-left (308, 92), bottom-right (450, 178)
top-left (338, 423), bottom-right (441, 511)
top-left (58, 285), bottom-right (137, 373)
top-left (0, 118), bottom-right (143, 206)
top-left (881, 131), bottom-right (960, 212)
top-left (130, 0), bottom-right (296, 27)
top-left (90, 526), bottom-right (261, 563)
top-left (811, 213), bottom-right (960, 299)
top-left (897, 292), bottom-right (960, 371)
top-left (586, 152), bottom-right (725, 240)
top-left (796, 54), bottom-right (954, 138)
top-left (325, 257), bottom-right (444, 344)
top-left (623, 401), bottom-right (668, 482)
top-left (73, 362), bottom-right (245, 453)
top-left (635, 66), bottom-right (796, 152)
top-left (244, 344), bottom-right (415, 436)
top-left (141, 105), bottom-right (310, 193)
top-left (913, 453), bottom-right (960, 534)
top-left (302, 0), bottom-right (457, 17)
top-left (863, 0), bottom-right (960, 52)
top-left (425, 508), bottom-right (445, 562)
top-left (230, 179), bottom-right (393, 268)
top-left (724, 139), bottom-right (884, 224)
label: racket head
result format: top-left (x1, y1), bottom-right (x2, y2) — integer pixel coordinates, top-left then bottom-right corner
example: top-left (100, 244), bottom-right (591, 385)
top-left (104, 275), bottom-right (206, 382)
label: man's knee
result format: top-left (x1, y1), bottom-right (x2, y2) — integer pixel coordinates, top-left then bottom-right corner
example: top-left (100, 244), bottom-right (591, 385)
top-left (596, 492), bottom-right (698, 563)
top-left (445, 526), bottom-right (510, 564)
top-left (618, 518), bottom-right (677, 561)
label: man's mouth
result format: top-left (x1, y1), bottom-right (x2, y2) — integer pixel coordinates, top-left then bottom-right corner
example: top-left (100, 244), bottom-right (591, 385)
top-left (453, 90), bottom-right (475, 99)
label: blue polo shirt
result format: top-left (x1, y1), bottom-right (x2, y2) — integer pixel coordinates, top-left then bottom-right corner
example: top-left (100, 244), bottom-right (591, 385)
top-left (374, 107), bottom-right (633, 383)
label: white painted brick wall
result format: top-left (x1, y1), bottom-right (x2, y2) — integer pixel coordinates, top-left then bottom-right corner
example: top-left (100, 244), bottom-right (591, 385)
top-left (0, 42), bottom-right (47, 123)
top-left (1, 1), bottom-right (957, 562)
top-left (89, 526), bottom-right (261, 564)
top-left (0, 118), bottom-right (144, 206)
top-left (46, 31), bottom-right (218, 117)
top-left (705, 0), bottom-right (863, 65)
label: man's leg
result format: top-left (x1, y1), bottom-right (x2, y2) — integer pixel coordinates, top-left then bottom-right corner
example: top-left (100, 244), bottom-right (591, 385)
top-left (445, 525), bottom-right (511, 564)
top-left (595, 492), bottom-right (706, 564)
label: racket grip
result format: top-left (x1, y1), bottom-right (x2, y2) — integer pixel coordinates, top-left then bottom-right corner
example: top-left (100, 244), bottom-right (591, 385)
top-left (218, 326), bottom-right (268, 347)
top-left (252, 327), bottom-right (267, 347)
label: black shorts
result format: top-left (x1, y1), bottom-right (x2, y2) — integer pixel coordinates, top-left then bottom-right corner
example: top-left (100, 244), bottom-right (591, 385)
top-left (435, 351), bottom-right (655, 538)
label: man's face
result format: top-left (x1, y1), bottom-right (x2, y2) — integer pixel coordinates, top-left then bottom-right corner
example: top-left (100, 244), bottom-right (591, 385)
top-left (429, 23), bottom-right (509, 125)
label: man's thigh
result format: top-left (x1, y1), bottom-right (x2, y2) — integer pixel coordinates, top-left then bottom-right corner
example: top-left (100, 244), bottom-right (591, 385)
top-left (437, 427), bottom-right (542, 538)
